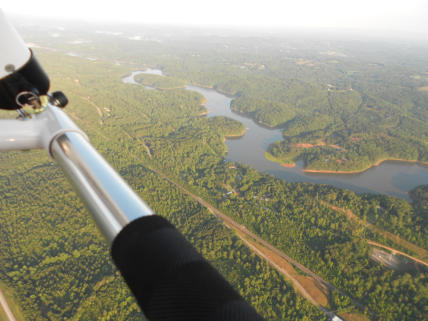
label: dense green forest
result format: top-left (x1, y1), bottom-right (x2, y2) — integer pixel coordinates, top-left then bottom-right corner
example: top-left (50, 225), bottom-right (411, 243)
top-left (0, 52), bottom-right (323, 320)
top-left (25, 21), bottom-right (428, 172)
top-left (0, 21), bottom-right (427, 321)
top-left (134, 73), bottom-right (186, 90)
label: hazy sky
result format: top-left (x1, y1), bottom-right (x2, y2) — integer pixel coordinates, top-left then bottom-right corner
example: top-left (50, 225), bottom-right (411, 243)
top-left (2, 0), bottom-right (428, 34)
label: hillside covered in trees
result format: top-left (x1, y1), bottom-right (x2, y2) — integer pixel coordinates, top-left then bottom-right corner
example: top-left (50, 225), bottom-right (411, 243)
top-left (0, 20), bottom-right (427, 320)
top-left (58, 22), bottom-right (428, 173)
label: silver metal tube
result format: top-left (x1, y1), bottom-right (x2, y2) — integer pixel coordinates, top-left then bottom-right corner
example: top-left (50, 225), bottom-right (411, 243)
top-left (0, 105), bottom-right (88, 152)
top-left (51, 131), bottom-right (154, 243)
top-left (0, 118), bottom-right (42, 150)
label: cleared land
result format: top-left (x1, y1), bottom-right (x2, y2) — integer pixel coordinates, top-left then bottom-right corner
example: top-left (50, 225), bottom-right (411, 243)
top-left (324, 202), bottom-right (428, 262)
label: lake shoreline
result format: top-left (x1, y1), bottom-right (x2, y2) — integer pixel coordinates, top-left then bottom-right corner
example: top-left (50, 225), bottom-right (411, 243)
top-left (303, 158), bottom-right (428, 175)
top-left (224, 129), bottom-right (247, 141)
top-left (124, 69), bottom-right (428, 199)
top-left (264, 152), bottom-right (296, 168)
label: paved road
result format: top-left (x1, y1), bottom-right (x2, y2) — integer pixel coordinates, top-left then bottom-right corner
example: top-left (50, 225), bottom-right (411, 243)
top-left (0, 288), bottom-right (17, 321)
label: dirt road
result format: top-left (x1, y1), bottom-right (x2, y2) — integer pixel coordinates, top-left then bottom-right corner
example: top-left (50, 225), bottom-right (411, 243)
top-left (325, 202), bottom-right (428, 262)
top-left (0, 288), bottom-right (17, 321)
top-left (147, 165), bottom-right (368, 314)
top-left (92, 124), bottom-right (368, 315)
top-left (367, 240), bottom-right (428, 267)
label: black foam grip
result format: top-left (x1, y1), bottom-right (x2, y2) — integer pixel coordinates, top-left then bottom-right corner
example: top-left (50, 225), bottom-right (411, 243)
top-left (111, 215), bottom-right (265, 321)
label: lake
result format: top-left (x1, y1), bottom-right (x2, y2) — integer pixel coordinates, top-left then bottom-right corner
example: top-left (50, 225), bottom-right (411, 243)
top-left (123, 70), bottom-right (428, 200)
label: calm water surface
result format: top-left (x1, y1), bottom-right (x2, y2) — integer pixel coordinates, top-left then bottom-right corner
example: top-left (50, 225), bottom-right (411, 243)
top-left (124, 70), bottom-right (428, 200)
